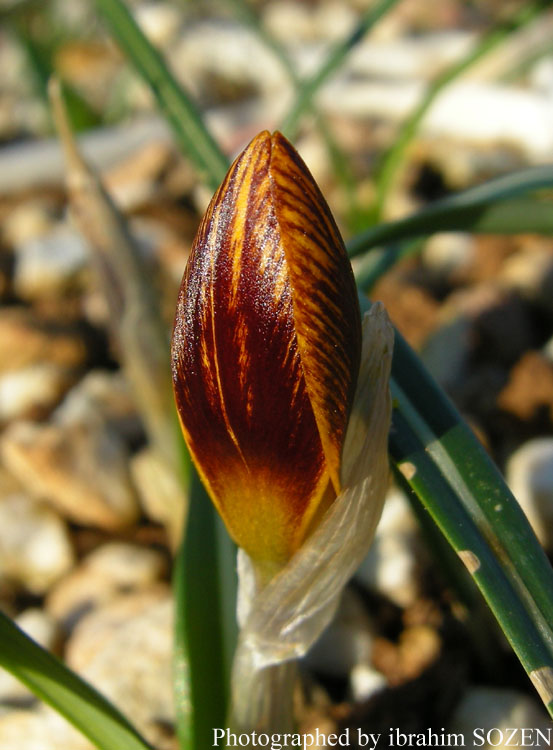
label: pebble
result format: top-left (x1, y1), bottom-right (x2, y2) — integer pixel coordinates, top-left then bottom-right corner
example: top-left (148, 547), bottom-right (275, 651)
top-left (506, 438), bottom-right (553, 550)
top-left (319, 79), bottom-right (553, 162)
top-left (55, 369), bottom-right (142, 445)
top-left (47, 542), bottom-right (167, 628)
top-left (0, 363), bottom-right (73, 423)
top-left (65, 588), bottom-right (175, 749)
top-left (0, 493), bottom-right (74, 594)
top-left (1, 417), bottom-right (139, 530)
top-left (349, 664), bottom-right (388, 702)
top-left (422, 232), bottom-right (475, 281)
top-left (0, 608), bottom-right (61, 704)
top-left (0, 707), bottom-right (93, 750)
top-left (130, 446), bottom-right (186, 549)
top-left (134, 2), bottom-right (183, 46)
top-left (172, 22), bottom-right (288, 104)
top-left (497, 352), bottom-right (553, 422)
top-left (355, 489), bottom-right (421, 608)
top-left (13, 223), bottom-right (89, 301)
top-left (0, 308), bottom-right (87, 375)
top-left (449, 687), bottom-right (550, 748)
top-left (500, 243), bottom-right (553, 314)
top-left (1, 200), bottom-right (56, 248)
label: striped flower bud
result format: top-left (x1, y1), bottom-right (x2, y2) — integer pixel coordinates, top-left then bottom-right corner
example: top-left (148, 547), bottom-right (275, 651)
top-left (172, 131), bottom-right (361, 579)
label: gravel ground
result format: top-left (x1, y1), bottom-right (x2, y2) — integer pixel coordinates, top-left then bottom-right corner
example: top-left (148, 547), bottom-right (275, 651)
top-left (1, 2), bottom-right (553, 748)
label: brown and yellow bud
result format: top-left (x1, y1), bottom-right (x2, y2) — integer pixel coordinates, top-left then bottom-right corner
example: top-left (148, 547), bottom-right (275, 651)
top-left (171, 131), bottom-right (361, 577)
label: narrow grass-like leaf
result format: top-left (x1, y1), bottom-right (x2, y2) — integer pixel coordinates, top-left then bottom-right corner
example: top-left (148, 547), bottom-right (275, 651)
top-left (0, 612), bottom-right (154, 750)
top-left (279, 0), bottom-right (401, 140)
top-left (348, 163), bottom-right (553, 258)
top-left (226, 0), bottom-right (362, 231)
top-left (11, 20), bottom-right (100, 132)
top-left (94, 0), bottom-right (228, 190)
top-left (173, 472), bottom-right (236, 750)
top-left (353, 239), bottom-right (423, 291)
top-left (371, 0), bottom-right (548, 220)
top-left (365, 291), bottom-right (553, 714)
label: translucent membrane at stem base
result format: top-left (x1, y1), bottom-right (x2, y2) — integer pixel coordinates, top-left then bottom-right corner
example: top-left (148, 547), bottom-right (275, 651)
top-left (230, 303), bottom-right (393, 731)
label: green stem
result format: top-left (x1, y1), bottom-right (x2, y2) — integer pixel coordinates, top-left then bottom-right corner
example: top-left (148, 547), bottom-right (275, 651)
top-left (173, 472), bottom-right (234, 750)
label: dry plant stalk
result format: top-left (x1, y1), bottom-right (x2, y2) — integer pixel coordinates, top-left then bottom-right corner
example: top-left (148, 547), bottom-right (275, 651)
top-left (50, 78), bottom-right (185, 544)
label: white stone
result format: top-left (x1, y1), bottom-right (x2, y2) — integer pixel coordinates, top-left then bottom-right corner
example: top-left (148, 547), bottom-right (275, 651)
top-left (319, 79), bottom-right (553, 161)
top-left (0, 707), bottom-right (93, 750)
top-left (0, 364), bottom-right (71, 422)
top-left (1, 418), bottom-right (139, 530)
top-left (65, 589), bottom-right (174, 748)
top-left (422, 233), bottom-right (475, 278)
top-left (54, 369), bottom-right (140, 444)
top-left (0, 493), bottom-right (74, 594)
top-left (13, 224), bottom-right (89, 300)
top-left (130, 446), bottom-right (186, 549)
top-left (350, 664), bottom-right (387, 702)
top-left (449, 686), bottom-right (550, 748)
top-left (506, 438), bottom-right (553, 549)
top-left (134, 2), bottom-right (182, 46)
top-left (47, 542), bottom-right (167, 627)
top-left (1, 201), bottom-right (55, 248)
top-left (500, 246), bottom-right (553, 312)
top-left (355, 488), bottom-right (420, 607)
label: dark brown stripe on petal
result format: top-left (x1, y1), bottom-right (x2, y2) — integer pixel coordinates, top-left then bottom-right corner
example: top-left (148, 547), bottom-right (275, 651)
top-left (172, 131), bottom-right (332, 569)
top-left (268, 132), bottom-right (362, 493)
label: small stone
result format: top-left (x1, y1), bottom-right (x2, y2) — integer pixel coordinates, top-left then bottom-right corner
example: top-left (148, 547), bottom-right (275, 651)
top-left (0, 364), bottom-right (73, 423)
top-left (372, 625), bottom-right (442, 685)
top-left (55, 370), bottom-right (142, 445)
top-left (134, 2), bottom-right (183, 46)
top-left (500, 242), bottom-right (553, 313)
top-left (47, 542), bottom-right (167, 628)
top-left (0, 308), bottom-right (87, 375)
top-left (350, 664), bottom-right (387, 702)
top-left (422, 232), bottom-right (475, 280)
top-left (130, 446), bottom-right (185, 549)
top-left (13, 223), bottom-right (89, 300)
top-left (506, 438), bottom-right (553, 549)
top-left (0, 707), bottom-right (92, 750)
top-left (497, 352), bottom-right (553, 422)
top-left (0, 609), bottom-right (61, 704)
top-left (1, 201), bottom-right (56, 248)
top-left (356, 488), bottom-right (421, 607)
top-left (1, 418), bottom-right (139, 530)
top-left (65, 588), bottom-right (175, 749)
top-left (0, 493), bottom-right (74, 594)
top-left (449, 687), bottom-right (550, 747)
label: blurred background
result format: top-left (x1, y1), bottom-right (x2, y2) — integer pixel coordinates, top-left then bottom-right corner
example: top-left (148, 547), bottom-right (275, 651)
top-left (1, 0), bottom-right (553, 748)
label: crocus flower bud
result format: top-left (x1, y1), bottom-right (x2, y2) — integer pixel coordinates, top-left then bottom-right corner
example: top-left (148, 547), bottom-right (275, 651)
top-left (172, 130), bottom-right (362, 579)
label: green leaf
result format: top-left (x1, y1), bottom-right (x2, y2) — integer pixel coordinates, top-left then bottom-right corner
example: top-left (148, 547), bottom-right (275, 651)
top-left (95, 0), bottom-right (228, 191)
top-left (0, 611), bottom-right (154, 750)
top-left (348, 163), bottom-right (553, 258)
top-left (371, 0), bottom-right (549, 220)
top-left (360, 291), bottom-right (553, 716)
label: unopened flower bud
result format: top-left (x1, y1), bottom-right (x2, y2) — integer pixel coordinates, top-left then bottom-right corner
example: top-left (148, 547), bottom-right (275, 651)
top-left (172, 131), bottom-right (362, 578)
